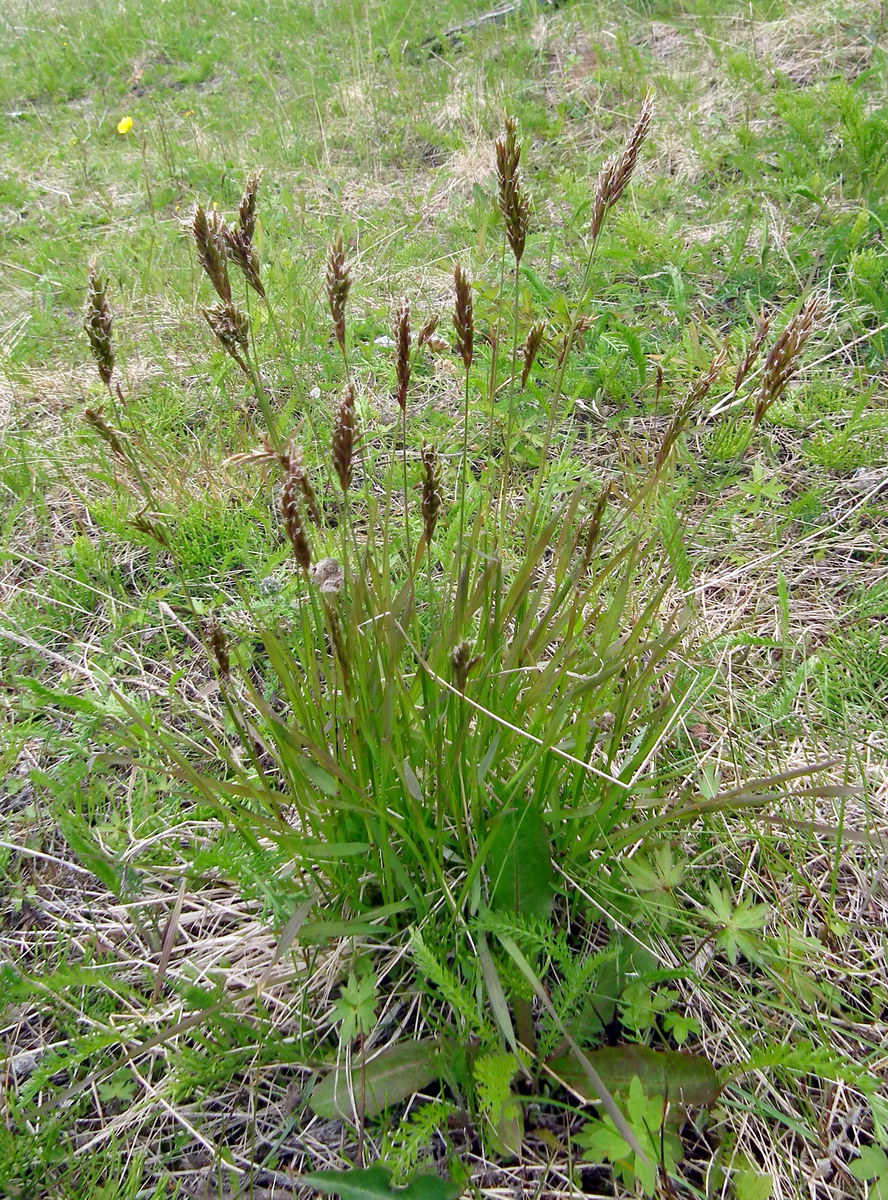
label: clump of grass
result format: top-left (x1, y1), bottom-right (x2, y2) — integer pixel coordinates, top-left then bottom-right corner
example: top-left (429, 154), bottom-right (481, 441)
top-left (71, 101), bottom-right (842, 1192)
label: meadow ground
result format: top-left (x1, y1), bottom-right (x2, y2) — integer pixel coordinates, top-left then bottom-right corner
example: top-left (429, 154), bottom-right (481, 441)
top-left (1, 0), bottom-right (887, 1197)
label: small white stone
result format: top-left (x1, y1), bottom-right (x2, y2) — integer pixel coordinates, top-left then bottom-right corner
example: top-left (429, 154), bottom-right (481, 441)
top-left (309, 386), bottom-right (321, 400)
top-left (374, 335), bottom-right (395, 348)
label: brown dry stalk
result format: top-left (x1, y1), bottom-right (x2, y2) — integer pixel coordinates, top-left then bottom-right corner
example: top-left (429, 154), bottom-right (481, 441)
top-left (754, 295), bottom-right (826, 427)
top-left (733, 310), bottom-right (772, 393)
top-left (395, 298), bottom-right (412, 413)
top-left (453, 264), bottom-right (473, 371)
top-left (83, 407), bottom-right (125, 457)
top-left (285, 445), bottom-right (323, 525)
top-left (281, 471), bottom-right (312, 571)
top-left (332, 383), bottom-right (356, 492)
top-left (589, 91), bottom-right (655, 242)
top-left (202, 302), bottom-right (250, 373)
top-left (520, 322), bottom-right (546, 388)
top-left (496, 116), bottom-right (530, 264)
top-left (417, 313), bottom-right (440, 347)
top-left (192, 204), bottom-right (232, 303)
top-left (420, 442), bottom-right (442, 543)
top-left (326, 236), bottom-right (352, 357)
top-left (84, 264), bottom-right (114, 387)
top-left (206, 617), bottom-right (231, 678)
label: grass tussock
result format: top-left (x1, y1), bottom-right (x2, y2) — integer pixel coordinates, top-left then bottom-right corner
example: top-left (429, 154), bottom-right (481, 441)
top-left (1, 1), bottom-right (887, 1197)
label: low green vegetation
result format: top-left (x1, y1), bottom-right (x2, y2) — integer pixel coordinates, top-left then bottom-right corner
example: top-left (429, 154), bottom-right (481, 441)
top-left (1, 0), bottom-right (886, 1197)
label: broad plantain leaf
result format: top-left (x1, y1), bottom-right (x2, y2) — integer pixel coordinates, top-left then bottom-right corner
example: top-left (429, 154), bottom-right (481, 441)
top-left (310, 1040), bottom-right (440, 1121)
top-left (300, 1165), bottom-right (461, 1200)
top-left (548, 1044), bottom-right (719, 1109)
top-left (487, 804), bottom-right (555, 919)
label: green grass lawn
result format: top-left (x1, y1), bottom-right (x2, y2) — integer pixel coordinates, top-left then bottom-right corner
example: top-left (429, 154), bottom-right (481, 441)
top-left (1, 0), bottom-right (887, 1196)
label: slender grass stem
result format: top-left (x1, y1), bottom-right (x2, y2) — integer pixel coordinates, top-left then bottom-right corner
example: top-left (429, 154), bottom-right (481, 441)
top-left (529, 233), bottom-right (602, 524)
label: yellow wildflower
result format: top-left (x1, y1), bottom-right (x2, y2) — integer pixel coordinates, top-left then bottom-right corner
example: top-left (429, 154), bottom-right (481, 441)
top-left (116, 116), bottom-right (133, 135)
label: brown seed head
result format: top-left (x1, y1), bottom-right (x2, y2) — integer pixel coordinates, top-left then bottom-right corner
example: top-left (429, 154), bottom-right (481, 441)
top-left (417, 313), bottom-right (440, 348)
top-left (83, 407), bottom-right (125, 457)
top-left (326, 236), bottom-right (352, 356)
top-left (202, 302), bottom-right (250, 372)
top-left (453, 264), bottom-right (473, 372)
top-left (223, 226), bottom-right (265, 298)
top-left (84, 264), bottom-right (114, 387)
top-left (395, 298), bottom-right (412, 413)
top-left (755, 294), bottom-right (826, 427)
top-left (192, 203), bottom-right (232, 303)
top-left (520, 322), bottom-right (546, 388)
top-left (286, 445), bottom-right (323, 525)
top-left (733, 310), bottom-right (772, 394)
top-left (495, 116), bottom-right (530, 264)
top-left (590, 91), bottom-right (654, 242)
top-left (556, 315), bottom-right (593, 369)
top-left (655, 343), bottom-right (729, 471)
top-left (332, 383), bottom-right (356, 492)
top-left (206, 616), bottom-right (231, 678)
top-left (420, 442), bottom-right (442, 544)
top-left (238, 172), bottom-right (261, 244)
top-left (281, 471), bottom-right (312, 572)
top-left (450, 640), bottom-right (481, 692)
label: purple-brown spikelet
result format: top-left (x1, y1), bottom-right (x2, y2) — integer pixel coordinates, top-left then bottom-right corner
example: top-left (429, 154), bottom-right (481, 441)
top-left (238, 172), bottom-right (261, 244)
top-left (206, 616), bottom-right (231, 678)
top-left (326, 236), bottom-right (352, 356)
top-left (332, 383), bottom-right (356, 492)
top-left (394, 298), bottom-right (412, 413)
top-left (655, 344), bottom-right (729, 470)
top-left (520, 322), bottom-right (546, 388)
top-left (733, 310), bottom-right (772, 393)
top-left (420, 442), bottom-right (442, 543)
top-left (556, 315), bottom-right (592, 369)
top-left (453, 264), bottom-right (473, 371)
top-left (281, 471), bottom-right (312, 572)
top-left (417, 313), bottom-right (440, 348)
top-left (286, 445), bottom-right (323, 525)
top-left (496, 116), bottom-right (530, 264)
top-left (754, 295), bottom-right (826, 427)
top-left (83, 407), bottom-right (125, 457)
top-left (589, 91), bottom-right (654, 242)
top-left (223, 226), bottom-right (265, 298)
top-left (202, 302), bottom-right (250, 373)
top-left (84, 264), bottom-right (114, 387)
top-left (192, 204), bottom-right (232, 303)
top-left (450, 640), bottom-right (481, 692)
